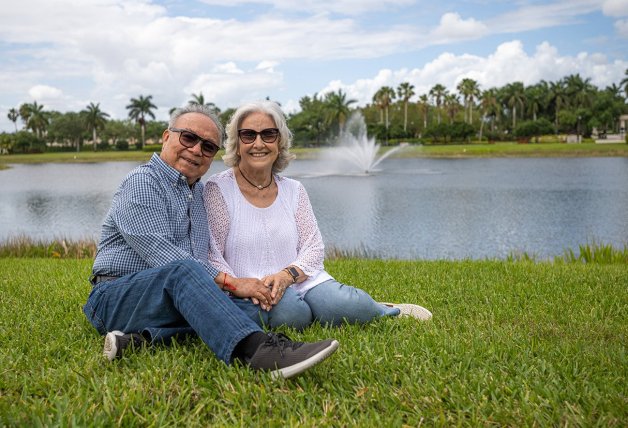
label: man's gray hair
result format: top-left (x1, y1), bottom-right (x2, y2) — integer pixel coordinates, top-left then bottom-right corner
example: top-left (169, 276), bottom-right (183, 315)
top-left (169, 104), bottom-right (225, 146)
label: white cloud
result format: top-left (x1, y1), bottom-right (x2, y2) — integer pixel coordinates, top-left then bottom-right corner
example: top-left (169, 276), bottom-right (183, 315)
top-left (28, 85), bottom-right (63, 102)
top-left (196, 0), bottom-right (415, 15)
top-left (317, 40), bottom-right (628, 107)
top-left (430, 13), bottom-right (488, 43)
top-left (256, 61), bottom-right (280, 71)
top-left (183, 64), bottom-right (284, 107)
top-left (615, 19), bottom-right (628, 37)
top-left (0, 0), bottom-right (626, 132)
top-left (602, 0), bottom-right (628, 17)
top-left (212, 62), bottom-right (244, 74)
top-left (486, 0), bottom-right (601, 34)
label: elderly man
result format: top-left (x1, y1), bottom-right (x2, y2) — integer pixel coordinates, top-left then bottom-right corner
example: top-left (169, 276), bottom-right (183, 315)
top-left (83, 104), bottom-right (338, 379)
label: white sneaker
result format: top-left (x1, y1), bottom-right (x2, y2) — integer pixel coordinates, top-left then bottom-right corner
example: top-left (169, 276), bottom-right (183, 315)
top-left (381, 303), bottom-right (432, 320)
top-left (103, 330), bottom-right (146, 361)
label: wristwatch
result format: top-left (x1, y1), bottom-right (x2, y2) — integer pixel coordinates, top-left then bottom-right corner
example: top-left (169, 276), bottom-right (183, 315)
top-left (284, 266), bottom-right (299, 283)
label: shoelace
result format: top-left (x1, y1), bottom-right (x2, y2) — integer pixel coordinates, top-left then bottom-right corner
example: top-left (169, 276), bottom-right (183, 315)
top-left (265, 333), bottom-right (303, 357)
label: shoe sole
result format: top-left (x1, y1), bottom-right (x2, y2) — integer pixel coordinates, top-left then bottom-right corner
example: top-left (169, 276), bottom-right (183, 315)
top-left (381, 303), bottom-right (433, 320)
top-left (270, 340), bottom-right (340, 380)
top-left (103, 330), bottom-right (123, 361)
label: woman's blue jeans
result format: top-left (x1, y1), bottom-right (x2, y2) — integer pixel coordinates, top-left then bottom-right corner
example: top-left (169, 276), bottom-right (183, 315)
top-left (232, 279), bottom-right (401, 330)
top-left (83, 259), bottom-right (262, 364)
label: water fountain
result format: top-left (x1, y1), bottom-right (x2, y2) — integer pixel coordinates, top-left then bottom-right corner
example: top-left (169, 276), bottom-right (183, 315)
top-left (323, 112), bottom-right (406, 175)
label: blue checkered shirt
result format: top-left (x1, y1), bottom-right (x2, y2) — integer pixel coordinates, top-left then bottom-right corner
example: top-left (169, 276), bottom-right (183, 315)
top-left (92, 153), bottom-right (219, 279)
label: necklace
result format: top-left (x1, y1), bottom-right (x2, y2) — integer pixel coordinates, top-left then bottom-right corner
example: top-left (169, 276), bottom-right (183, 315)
top-left (238, 166), bottom-right (273, 190)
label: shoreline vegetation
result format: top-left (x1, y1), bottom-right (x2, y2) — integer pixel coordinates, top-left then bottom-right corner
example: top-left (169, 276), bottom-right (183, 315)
top-left (1, 236), bottom-right (626, 264)
top-left (0, 141), bottom-right (627, 167)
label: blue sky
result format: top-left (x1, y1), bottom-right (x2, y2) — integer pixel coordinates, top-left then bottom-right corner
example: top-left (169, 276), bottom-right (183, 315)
top-left (1, 0), bottom-right (627, 132)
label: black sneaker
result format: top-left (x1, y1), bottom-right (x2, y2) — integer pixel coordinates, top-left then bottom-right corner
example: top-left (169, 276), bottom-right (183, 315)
top-left (103, 330), bottom-right (146, 361)
top-left (247, 333), bottom-right (339, 379)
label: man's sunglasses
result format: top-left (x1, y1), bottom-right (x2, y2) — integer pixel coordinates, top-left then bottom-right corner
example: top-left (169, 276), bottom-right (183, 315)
top-left (237, 128), bottom-right (280, 144)
top-left (169, 128), bottom-right (220, 157)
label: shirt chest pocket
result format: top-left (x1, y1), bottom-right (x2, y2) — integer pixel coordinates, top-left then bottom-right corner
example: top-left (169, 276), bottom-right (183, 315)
top-left (169, 199), bottom-right (192, 243)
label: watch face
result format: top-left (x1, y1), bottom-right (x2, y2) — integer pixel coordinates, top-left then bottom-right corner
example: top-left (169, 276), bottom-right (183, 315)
top-left (287, 267), bottom-right (299, 280)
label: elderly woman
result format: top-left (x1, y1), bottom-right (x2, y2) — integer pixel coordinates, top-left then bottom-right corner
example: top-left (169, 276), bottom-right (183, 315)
top-left (203, 100), bottom-right (431, 330)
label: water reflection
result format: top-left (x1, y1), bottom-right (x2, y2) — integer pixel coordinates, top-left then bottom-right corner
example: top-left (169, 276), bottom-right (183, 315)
top-left (1, 158), bottom-right (627, 259)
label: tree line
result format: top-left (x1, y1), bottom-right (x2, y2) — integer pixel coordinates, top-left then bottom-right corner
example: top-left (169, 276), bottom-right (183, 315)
top-left (2, 70), bottom-right (627, 154)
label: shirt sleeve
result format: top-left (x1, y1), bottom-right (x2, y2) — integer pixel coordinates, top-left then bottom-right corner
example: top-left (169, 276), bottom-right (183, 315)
top-left (111, 172), bottom-right (219, 278)
top-left (203, 180), bottom-right (236, 276)
top-left (293, 183), bottom-right (325, 276)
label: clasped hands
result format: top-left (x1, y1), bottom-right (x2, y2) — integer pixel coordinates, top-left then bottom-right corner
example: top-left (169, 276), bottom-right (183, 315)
top-left (218, 271), bottom-right (294, 311)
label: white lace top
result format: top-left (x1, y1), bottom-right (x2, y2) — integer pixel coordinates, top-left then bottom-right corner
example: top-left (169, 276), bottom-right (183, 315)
top-left (203, 168), bottom-right (332, 296)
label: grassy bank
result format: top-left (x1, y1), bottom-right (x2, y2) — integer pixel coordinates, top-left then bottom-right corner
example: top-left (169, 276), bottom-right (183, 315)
top-left (395, 141), bottom-right (628, 158)
top-left (1, 256), bottom-right (626, 426)
top-left (0, 150), bottom-right (154, 165)
top-left (2, 236), bottom-right (627, 264)
top-left (1, 141), bottom-right (627, 166)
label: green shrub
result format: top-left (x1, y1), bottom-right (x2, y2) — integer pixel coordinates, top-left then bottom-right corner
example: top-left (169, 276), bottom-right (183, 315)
top-left (115, 139), bottom-right (129, 151)
top-left (12, 131), bottom-right (47, 153)
top-left (514, 119), bottom-right (554, 143)
top-left (143, 143), bottom-right (162, 152)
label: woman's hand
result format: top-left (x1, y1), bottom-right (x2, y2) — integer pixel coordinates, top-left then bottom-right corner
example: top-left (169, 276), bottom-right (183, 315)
top-left (262, 271), bottom-right (295, 305)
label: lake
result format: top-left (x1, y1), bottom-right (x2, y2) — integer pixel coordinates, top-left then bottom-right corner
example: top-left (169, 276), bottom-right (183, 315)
top-left (1, 157), bottom-right (627, 259)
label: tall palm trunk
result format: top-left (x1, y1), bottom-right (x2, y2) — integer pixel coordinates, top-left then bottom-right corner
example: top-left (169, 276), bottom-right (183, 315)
top-left (403, 102), bottom-right (408, 132)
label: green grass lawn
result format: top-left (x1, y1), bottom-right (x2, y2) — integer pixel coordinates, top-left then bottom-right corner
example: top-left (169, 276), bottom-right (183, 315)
top-left (1, 141), bottom-right (627, 166)
top-left (395, 141), bottom-right (628, 158)
top-left (1, 257), bottom-right (626, 426)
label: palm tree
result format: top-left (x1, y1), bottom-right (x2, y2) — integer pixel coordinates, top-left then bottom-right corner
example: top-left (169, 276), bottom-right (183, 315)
top-left (503, 82), bottom-right (525, 129)
top-left (397, 82), bottom-right (415, 132)
top-left (478, 88), bottom-right (500, 140)
top-left (373, 86), bottom-right (396, 132)
top-left (525, 83), bottom-right (546, 122)
top-left (605, 83), bottom-right (622, 98)
top-left (372, 91), bottom-right (384, 124)
top-left (547, 80), bottom-right (567, 130)
top-left (444, 93), bottom-right (461, 123)
top-left (126, 95), bottom-right (157, 149)
top-left (19, 103), bottom-right (32, 129)
top-left (417, 94), bottom-right (430, 129)
top-left (564, 74), bottom-right (594, 109)
top-left (324, 89), bottom-right (356, 131)
top-left (456, 78), bottom-right (480, 123)
top-left (620, 68), bottom-right (628, 100)
top-left (189, 92), bottom-right (206, 106)
top-left (7, 108), bottom-right (19, 132)
top-left (429, 84), bottom-right (447, 124)
top-left (24, 101), bottom-right (49, 139)
top-left (82, 102), bottom-right (110, 151)
top-left (188, 92), bottom-right (221, 116)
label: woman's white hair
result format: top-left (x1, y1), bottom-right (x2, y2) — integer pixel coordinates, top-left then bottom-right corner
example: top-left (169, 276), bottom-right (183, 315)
top-left (223, 100), bottom-right (296, 173)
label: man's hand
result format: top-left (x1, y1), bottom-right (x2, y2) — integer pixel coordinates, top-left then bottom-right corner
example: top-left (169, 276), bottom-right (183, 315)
top-left (216, 274), bottom-right (273, 311)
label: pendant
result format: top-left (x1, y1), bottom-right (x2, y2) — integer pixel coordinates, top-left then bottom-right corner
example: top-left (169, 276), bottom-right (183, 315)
top-left (257, 185), bottom-right (263, 190)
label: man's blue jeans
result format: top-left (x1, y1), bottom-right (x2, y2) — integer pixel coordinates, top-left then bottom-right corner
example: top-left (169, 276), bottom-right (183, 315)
top-left (83, 259), bottom-right (262, 364)
top-left (232, 279), bottom-right (401, 330)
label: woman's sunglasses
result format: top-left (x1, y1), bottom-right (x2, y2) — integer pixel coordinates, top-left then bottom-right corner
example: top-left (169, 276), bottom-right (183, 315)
top-left (237, 128), bottom-right (280, 144)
